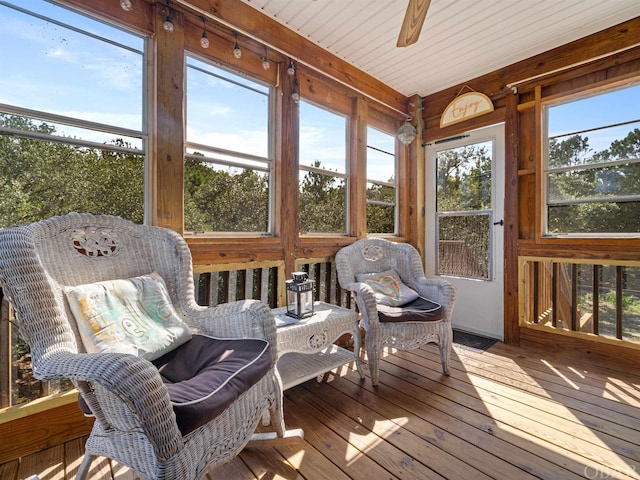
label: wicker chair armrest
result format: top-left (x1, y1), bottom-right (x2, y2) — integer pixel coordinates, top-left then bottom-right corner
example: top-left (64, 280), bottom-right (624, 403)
top-left (413, 277), bottom-right (456, 320)
top-left (186, 299), bottom-right (278, 361)
top-left (38, 351), bottom-right (183, 460)
top-left (344, 282), bottom-right (381, 326)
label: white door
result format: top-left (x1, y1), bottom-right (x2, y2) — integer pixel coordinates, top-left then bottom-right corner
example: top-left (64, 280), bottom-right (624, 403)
top-left (425, 124), bottom-right (505, 340)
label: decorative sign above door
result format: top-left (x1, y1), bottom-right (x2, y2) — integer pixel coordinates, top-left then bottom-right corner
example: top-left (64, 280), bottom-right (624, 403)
top-left (440, 91), bottom-right (494, 128)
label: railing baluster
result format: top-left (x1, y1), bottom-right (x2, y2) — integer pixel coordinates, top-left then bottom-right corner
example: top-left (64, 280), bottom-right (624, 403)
top-left (533, 261), bottom-right (539, 323)
top-left (571, 263), bottom-right (578, 331)
top-left (552, 262), bottom-right (558, 328)
top-left (616, 266), bottom-right (623, 339)
top-left (0, 295), bottom-right (10, 408)
top-left (593, 265), bottom-right (600, 336)
top-left (209, 272), bottom-right (219, 306)
top-left (259, 268), bottom-right (268, 304)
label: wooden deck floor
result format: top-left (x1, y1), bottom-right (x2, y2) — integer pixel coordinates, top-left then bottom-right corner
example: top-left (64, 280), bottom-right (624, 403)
top-left (2, 339), bottom-right (639, 480)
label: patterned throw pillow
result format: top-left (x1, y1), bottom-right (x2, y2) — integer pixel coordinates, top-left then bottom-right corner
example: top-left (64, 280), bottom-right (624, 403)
top-left (356, 269), bottom-right (419, 307)
top-left (64, 272), bottom-right (192, 361)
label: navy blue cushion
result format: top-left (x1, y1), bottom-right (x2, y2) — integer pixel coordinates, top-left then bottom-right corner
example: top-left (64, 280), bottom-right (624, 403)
top-left (152, 334), bottom-right (272, 435)
top-left (377, 296), bottom-right (444, 323)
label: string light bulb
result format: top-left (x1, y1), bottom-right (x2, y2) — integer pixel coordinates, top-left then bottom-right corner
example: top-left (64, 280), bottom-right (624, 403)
top-left (163, 0), bottom-right (173, 32)
top-left (120, 0), bottom-right (133, 11)
top-left (163, 13), bottom-right (174, 32)
top-left (200, 16), bottom-right (209, 49)
top-left (287, 61), bottom-right (295, 76)
top-left (292, 78), bottom-right (300, 104)
top-left (233, 32), bottom-right (242, 59)
top-left (262, 47), bottom-right (270, 70)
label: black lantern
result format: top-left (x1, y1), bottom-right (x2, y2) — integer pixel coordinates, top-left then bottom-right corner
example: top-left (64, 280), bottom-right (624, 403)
top-left (286, 272), bottom-right (315, 319)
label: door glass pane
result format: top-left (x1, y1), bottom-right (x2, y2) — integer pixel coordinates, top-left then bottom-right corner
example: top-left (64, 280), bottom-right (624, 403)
top-left (436, 141), bottom-right (493, 279)
top-left (437, 213), bottom-right (490, 279)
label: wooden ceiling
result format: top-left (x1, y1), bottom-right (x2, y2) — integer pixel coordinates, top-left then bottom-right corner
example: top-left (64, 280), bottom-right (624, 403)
top-left (240, 0), bottom-right (640, 97)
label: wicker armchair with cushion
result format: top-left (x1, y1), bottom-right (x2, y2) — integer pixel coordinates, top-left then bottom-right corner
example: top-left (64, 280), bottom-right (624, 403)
top-left (0, 213), bottom-right (301, 480)
top-left (335, 238), bottom-right (456, 386)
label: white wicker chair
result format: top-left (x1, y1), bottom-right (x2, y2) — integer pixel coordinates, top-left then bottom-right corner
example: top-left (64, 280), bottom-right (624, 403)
top-left (335, 238), bottom-right (456, 386)
top-left (0, 213), bottom-right (300, 480)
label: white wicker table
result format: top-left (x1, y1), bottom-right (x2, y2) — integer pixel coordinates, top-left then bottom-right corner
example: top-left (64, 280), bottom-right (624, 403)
top-left (273, 301), bottom-right (365, 389)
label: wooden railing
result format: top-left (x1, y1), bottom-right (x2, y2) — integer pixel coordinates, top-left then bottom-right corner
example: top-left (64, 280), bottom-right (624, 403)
top-left (519, 256), bottom-right (640, 346)
top-left (0, 256), bottom-right (352, 410)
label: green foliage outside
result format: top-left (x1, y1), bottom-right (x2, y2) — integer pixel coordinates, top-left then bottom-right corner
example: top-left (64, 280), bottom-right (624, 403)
top-left (436, 144), bottom-right (492, 278)
top-left (298, 163), bottom-right (346, 234)
top-left (568, 264), bottom-right (640, 343)
top-left (1, 115), bottom-right (395, 235)
top-left (366, 183), bottom-right (395, 234)
top-left (184, 158), bottom-right (269, 232)
top-left (547, 128), bottom-right (640, 234)
top-left (0, 114), bottom-right (144, 228)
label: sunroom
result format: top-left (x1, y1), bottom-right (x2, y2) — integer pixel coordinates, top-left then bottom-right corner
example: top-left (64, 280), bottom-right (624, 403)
top-left (1, 1), bottom-right (639, 479)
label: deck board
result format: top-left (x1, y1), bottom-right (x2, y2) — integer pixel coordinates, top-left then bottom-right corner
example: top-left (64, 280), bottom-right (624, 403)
top-left (2, 340), bottom-right (639, 480)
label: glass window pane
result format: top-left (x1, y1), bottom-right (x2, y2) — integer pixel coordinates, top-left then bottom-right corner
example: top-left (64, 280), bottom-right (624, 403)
top-left (437, 213), bottom-right (490, 279)
top-left (0, 1), bottom-right (144, 132)
top-left (0, 2), bottom-right (146, 227)
top-left (366, 203), bottom-right (395, 234)
top-left (548, 202), bottom-right (640, 234)
top-left (545, 83), bottom-right (640, 235)
top-left (299, 171), bottom-right (345, 234)
top-left (548, 84), bottom-right (640, 139)
top-left (186, 57), bottom-right (269, 159)
top-left (185, 56), bottom-right (272, 233)
top-left (299, 102), bottom-right (346, 173)
top-left (366, 127), bottom-right (396, 234)
top-left (436, 142), bottom-right (492, 212)
top-left (184, 159), bottom-right (269, 233)
top-left (0, 130), bottom-right (144, 227)
top-left (548, 163), bottom-right (640, 202)
top-left (366, 127), bottom-right (395, 182)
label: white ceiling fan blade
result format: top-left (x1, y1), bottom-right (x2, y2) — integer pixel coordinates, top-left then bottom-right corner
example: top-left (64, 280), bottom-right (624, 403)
top-left (397, 0), bottom-right (431, 47)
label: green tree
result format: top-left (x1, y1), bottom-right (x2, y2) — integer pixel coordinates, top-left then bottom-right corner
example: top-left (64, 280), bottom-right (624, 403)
top-left (0, 114), bottom-right (144, 227)
top-left (366, 183), bottom-right (395, 233)
top-left (184, 159), bottom-right (268, 232)
top-left (547, 130), bottom-right (640, 234)
top-left (436, 145), bottom-right (491, 212)
top-left (299, 161), bottom-right (345, 233)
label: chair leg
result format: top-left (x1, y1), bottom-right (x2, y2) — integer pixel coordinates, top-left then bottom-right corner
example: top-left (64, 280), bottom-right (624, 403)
top-left (439, 328), bottom-right (452, 376)
top-left (269, 373), bottom-right (287, 437)
top-left (366, 343), bottom-right (380, 386)
top-left (76, 453), bottom-right (96, 480)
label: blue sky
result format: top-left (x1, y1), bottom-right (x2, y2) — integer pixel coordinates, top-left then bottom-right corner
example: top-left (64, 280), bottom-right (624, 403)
top-left (548, 83), bottom-right (640, 154)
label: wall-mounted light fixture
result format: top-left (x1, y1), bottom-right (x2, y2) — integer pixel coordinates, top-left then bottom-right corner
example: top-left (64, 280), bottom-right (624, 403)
top-left (120, 0), bottom-right (133, 11)
top-left (397, 119), bottom-right (417, 145)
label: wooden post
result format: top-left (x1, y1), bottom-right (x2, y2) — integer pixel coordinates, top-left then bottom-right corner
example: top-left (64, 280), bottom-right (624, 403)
top-left (350, 96), bottom-right (368, 238)
top-left (280, 61), bottom-right (300, 289)
top-left (503, 88), bottom-right (520, 343)
top-left (153, 3), bottom-right (186, 232)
